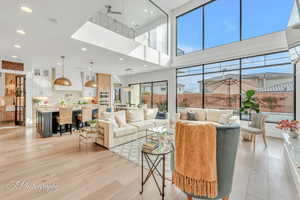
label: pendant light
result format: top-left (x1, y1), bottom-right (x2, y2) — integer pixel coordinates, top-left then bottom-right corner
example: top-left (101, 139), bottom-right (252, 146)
top-left (54, 56), bottom-right (72, 86)
top-left (84, 61), bottom-right (97, 88)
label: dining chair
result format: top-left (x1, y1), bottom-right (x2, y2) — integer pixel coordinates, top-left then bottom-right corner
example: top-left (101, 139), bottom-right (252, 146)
top-left (77, 106), bottom-right (92, 130)
top-left (57, 107), bottom-right (73, 136)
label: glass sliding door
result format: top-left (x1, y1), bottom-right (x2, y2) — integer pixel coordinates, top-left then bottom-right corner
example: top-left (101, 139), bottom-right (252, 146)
top-left (177, 74), bottom-right (203, 112)
top-left (153, 81), bottom-right (168, 112)
top-left (129, 81), bottom-right (168, 111)
top-left (129, 84), bottom-right (140, 106)
top-left (140, 83), bottom-right (152, 108)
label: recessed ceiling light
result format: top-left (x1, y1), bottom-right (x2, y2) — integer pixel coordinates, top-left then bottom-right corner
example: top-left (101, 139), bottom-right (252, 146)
top-left (81, 47), bottom-right (87, 51)
top-left (150, 10), bottom-right (154, 15)
top-left (120, 58), bottom-right (124, 61)
top-left (12, 56), bottom-right (18, 58)
top-left (13, 44), bottom-right (21, 48)
top-left (144, 9), bottom-right (148, 13)
top-left (144, 64), bottom-right (147, 67)
top-left (57, 62), bottom-right (62, 66)
top-left (20, 6), bottom-right (33, 13)
top-left (16, 30), bottom-right (26, 35)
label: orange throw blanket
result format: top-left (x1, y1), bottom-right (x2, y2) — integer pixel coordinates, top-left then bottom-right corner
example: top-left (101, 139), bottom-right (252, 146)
top-left (173, 122), bottom-right (218, 198)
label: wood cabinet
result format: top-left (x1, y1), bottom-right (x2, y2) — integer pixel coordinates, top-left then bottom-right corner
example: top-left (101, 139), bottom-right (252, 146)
top-left (96, 74), bottom-right (112, 107)
top-left (5, 112), bottom-right (14, 121)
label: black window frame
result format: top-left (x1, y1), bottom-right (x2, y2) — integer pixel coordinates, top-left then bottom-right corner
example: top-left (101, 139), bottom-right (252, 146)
top-left (129, 80), bottom-right (168, 112)
top-left (176, 0), bottom-right (293, 56)
top-left (175, 51), bottom-right (296, 123)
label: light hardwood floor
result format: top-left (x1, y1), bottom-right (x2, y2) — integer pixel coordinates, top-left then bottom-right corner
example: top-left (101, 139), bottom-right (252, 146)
top-left (0, 127), bottom-right (298, 200)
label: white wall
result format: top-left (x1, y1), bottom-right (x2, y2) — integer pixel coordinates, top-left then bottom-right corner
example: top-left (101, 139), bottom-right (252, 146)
top-left (297, 61), bottom-right (300, 121)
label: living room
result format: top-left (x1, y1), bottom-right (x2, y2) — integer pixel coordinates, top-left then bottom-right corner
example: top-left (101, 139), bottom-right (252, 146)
top-left (0, 0), bottom-right (300, 200)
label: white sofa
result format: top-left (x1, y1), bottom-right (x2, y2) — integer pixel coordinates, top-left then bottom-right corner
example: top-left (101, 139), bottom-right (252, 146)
top-left (96, 108), bottom-right (169, 148)
top-left (176, 108), bottom-right (239, 126)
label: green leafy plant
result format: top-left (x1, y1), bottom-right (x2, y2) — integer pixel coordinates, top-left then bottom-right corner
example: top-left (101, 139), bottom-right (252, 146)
top-left (240, 90), bottom-right (260, 117)
top-left (88, 119), bottom-right (97, 127)
top-left (32, 98), bottom-right (42, 105)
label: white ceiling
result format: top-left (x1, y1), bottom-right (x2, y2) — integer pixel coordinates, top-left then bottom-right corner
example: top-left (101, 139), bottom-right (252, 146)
top-left (0, 0), bottom-right (180, 76)
top-left (152, 0), bottom-right (192, 11)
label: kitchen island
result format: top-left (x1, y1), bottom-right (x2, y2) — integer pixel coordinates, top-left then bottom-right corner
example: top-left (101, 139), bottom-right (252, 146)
top-left (36, 105), bottom-right (99, 137)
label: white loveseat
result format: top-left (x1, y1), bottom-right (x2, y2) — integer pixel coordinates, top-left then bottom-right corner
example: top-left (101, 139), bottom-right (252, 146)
top-left (176, 108), bottom-right (239, 126)
top-left (96, 108), bottom-right (169, 148)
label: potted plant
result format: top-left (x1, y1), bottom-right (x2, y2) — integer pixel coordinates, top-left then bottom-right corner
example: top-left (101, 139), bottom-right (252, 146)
top-left (240, 90), bottom-right (260, 141)
top-left (240, 90), bottom-right (260, 121)
top-left (88, 119), bottom-right (97, 128)
top-left (277, 120), bottom-right (299, 139)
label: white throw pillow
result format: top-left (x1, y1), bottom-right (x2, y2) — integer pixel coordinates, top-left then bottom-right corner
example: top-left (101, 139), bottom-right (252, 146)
top-left (218, 113), bottom-right (233, 124)
top-left (115, 111), bottom-right (127, 127)
top-left (127, 109), bottom-right (144, 123)
top-left (144, 108), bottom-right (158, 120)
top-left (102, 112), bottom-right (119, 129)
top-left (205, 109), bottom-right (221, 122)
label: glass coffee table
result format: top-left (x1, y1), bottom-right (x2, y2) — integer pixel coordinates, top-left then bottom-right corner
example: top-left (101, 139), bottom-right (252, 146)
top-left (145, 126), bottom-right (175, 143)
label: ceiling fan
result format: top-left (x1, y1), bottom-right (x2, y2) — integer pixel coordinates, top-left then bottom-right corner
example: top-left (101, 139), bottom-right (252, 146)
top-left (105, 5), bottom-right (122, 15)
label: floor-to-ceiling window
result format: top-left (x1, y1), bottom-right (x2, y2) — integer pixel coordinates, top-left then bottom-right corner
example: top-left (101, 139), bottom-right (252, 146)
top-left (176, 66), bottom-right (203, 112)
top-left (129, 81), bottom-right (168, 112)
top-left (204, 0), bottom-right (240, 49)
top-left (176, 51), bottom-right (295, 122)
top-left (204, 60), bottom-right (240, 114)
top-left (242, 0), bottom-right (293, 40)
top-left (241, 52), bottom-right (294, 122)
top-left (176, 0), bottom-right (294, 55)
top-left (140, 83), bottom-right (152, 108)
top-left (177, 7), bottom-right (203, 55)
top-left (153, 81), bottom-right (168, 112)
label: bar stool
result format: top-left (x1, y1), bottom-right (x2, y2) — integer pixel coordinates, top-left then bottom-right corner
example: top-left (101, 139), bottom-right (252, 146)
top-left (77, 106), bottom-right (92, 130)
top-left (57, 107), bottom-right (73, 136)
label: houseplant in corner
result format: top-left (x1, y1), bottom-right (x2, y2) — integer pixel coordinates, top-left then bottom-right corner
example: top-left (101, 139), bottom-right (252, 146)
top-left (240, 90), bottom-right (260, 141)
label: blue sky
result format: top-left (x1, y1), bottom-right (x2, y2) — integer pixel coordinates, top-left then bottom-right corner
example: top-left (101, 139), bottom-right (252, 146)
top-left (176, 0), bottom-right (294, 92)
top-left (177, 0), bottom-right (294, 53)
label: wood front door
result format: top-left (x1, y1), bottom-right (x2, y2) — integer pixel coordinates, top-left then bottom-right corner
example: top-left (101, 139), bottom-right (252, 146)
top-left (15, 75), bottom-right (26, 126)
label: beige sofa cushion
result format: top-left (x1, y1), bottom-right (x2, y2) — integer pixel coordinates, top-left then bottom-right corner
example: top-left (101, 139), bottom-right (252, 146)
top-left (180, 111), bottom-right (188, 120)
top-left (127, 109), bottom-right (144, 123)
top-left (115, 111), bottom-right (127, 127)
top-left (144, 108), bottom-right (158, 120)
top-left (206, 109), bottom-right (233, 124)
top-left (129, 120), bottom-right (155, 131)
top-left (114, 125), bottom-right (138, 138)
top-left (102, 112), bottom-right (119, 128)
top-left (186, 108), bottom-right (206, 121)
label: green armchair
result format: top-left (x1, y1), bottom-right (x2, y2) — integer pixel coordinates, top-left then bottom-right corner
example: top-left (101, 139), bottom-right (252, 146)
top-left (172, 124), bottom-right (240, 200)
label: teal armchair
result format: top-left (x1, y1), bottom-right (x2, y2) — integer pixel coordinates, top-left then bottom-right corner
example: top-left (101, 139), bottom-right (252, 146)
top-left (172, 124), bottom-right (240, 200)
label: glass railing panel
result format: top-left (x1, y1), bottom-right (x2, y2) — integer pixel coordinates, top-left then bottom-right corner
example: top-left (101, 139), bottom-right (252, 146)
top-left (89, 0), bottom-right (168, 55)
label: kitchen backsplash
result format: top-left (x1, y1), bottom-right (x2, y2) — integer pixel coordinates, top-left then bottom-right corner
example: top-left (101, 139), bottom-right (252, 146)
top-left (47, 91), bottom-right (82, 105)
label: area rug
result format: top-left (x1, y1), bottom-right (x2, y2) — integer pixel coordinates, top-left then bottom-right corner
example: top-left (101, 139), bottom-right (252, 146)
top-left (110, 137), bottom-right (173, 179)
